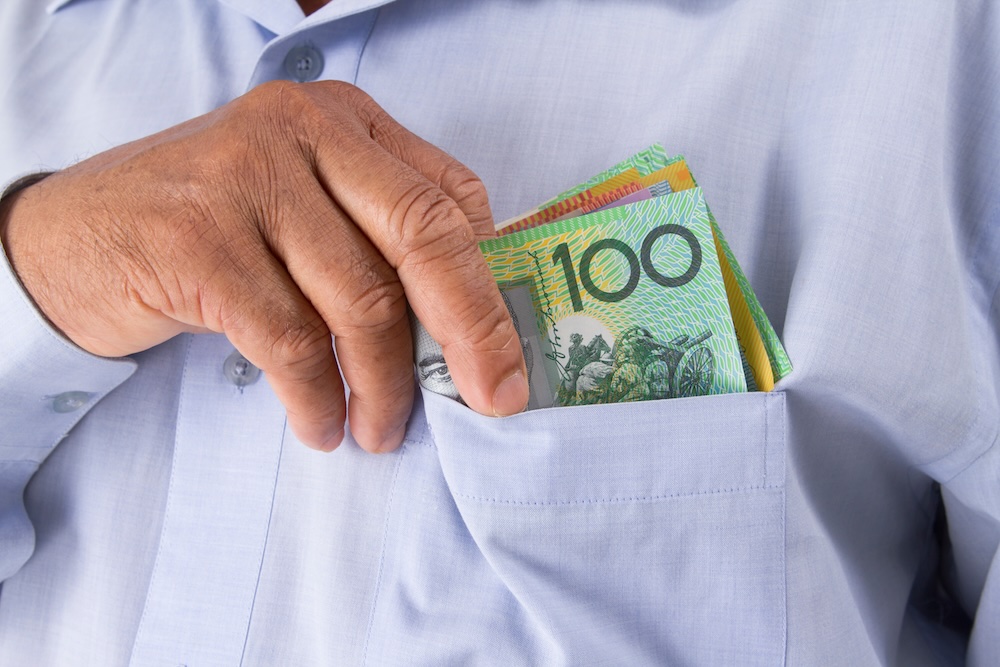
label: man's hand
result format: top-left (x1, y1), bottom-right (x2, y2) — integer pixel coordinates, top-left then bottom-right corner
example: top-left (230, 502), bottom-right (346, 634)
top-left (0, 80), bottom-right (529, 452)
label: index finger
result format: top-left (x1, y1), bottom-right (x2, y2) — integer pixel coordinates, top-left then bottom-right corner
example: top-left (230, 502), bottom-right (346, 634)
top-left (343, 86), bottom-right (497, 241)
top-left (305, 88), bottom-right (528, 415)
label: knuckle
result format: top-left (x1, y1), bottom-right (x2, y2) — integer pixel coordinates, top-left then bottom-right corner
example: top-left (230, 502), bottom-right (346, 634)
top-left (247, 79), bottom-right (309, 115)
top-left (326, 82), bottom-right (388, 131)
top-left (338, 242), bottom-right (390, 300)
top-left (353, 366), bottom-right (414, 410)
top-left (339, 278), bottom-right (408, 339)
top-left (448, 171), bottom-right (490, 212)
top-left (244, 81), bottom-right (325, 151)
top-left (242, 80), bottom-right (304, 133)
top-left (226, 298), bottom-right (332, 381)
top-left (389, 183), bottom-right (472, 257)
top-left (271, 326), bottom-right (335, 385)
top-left (451, 297), bottom-right (514, 352)
top-left (245, 79), bottom-right (289, 105)
top-left (445, 169), bottom-right (492, 234)
top-left (323, 79), bottom-right (371, 108)
top-left (269, 80), bottom-right (367, 126)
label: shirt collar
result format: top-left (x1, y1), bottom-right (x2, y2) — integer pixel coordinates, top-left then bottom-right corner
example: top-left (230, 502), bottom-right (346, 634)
top-left (47, 0), bottom-right (398, 36)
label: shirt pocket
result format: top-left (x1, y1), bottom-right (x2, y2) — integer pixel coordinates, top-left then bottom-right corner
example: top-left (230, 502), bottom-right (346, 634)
top-left (425, 390), bottom-right (786, 666)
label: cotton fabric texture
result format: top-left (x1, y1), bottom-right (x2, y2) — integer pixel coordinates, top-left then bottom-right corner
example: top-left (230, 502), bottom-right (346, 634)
top-left (0, 0), bottom-right (997, 665)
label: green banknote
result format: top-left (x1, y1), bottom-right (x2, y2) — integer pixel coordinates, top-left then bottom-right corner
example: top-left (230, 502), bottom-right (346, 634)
top-left (535, 143), bottom-right (792, 385)
top-left (481, 187), bottom-right (747, 409)
top-left (413, 146), bottom-right (792, 410)
top-left (543, 144), bottom-right (676, 206)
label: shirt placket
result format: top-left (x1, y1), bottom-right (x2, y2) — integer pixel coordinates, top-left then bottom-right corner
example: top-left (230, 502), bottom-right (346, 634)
top-left (128, 334), bottom-right (287, 665)
top-left (245, 7), bottom-right (383, 90)
top-left (128, 6), bottom-right (394, 663)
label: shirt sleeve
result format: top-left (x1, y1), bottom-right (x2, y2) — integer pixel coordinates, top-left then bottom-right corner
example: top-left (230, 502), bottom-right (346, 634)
top-left (0, 194), bottom-right (135, 580)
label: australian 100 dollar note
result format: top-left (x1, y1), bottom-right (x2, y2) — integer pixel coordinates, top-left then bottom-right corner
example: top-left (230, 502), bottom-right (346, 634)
top-left (412, 187), bottom-right (748, 410)
top-left (498, 146), bottom-right (792, 392)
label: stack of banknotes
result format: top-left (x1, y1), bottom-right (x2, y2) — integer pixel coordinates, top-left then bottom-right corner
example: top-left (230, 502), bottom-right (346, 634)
top-left (412, 144), bottom-right (791, 411)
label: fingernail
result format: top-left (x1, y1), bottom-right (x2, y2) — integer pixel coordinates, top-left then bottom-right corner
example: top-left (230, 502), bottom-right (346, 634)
top-left (492, 371), bottom-right (528, 417)
top-left (318, 428), bottom-right (344, 453)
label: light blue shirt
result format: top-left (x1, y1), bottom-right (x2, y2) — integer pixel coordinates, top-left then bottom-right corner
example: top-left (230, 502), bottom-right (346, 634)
top-left (1, 0), bottom-right (998, 664)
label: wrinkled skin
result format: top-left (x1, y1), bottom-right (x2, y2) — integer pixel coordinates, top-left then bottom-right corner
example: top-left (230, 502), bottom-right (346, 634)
top-left (0, 80), bottom-right (529, 453)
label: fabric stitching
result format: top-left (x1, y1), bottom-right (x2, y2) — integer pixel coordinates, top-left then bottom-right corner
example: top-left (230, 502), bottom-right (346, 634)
top-left (351, 8), bottom-right (379, 85)
top-left (360, 442), bottom-right (407, 665)
top-left (763, 392), bottom-right (770, 487)
top-left (127, 333), bottom-right (193, 664)
top-left (238, 418), bottom-right (288, 666)
top-left (438, 393), bottom-right (786, 505)
top-left (780, 451), bottom-right (789, 667)
top-left (454, 484), bottom-right (782, 506)
top-left (402, 433), bottom-right (434, 449)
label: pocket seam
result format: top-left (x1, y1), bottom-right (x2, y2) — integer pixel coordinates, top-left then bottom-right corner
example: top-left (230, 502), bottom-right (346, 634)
top-left (763, 392), bottom-right (771, 487)
top-left (428, 390), bottom-right (785, 505)
top-left (453, 483), bottom-right (782, 506)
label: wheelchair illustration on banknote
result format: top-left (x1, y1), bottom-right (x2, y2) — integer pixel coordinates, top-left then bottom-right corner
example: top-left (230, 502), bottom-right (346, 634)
top-left (558, 325), bottom-right (715, 405)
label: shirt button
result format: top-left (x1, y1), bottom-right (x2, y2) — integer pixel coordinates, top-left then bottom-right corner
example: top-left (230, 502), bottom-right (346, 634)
top-left (224, 351), bottom-right (261, 387)
top-left (52, 391), bottom-right (92, 413)
top-left (283, 45), bottom-right (324, 83)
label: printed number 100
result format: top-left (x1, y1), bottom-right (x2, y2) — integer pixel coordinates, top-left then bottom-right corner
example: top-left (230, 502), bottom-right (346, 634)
top-left (551, 223), bottom-right (703, 311)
